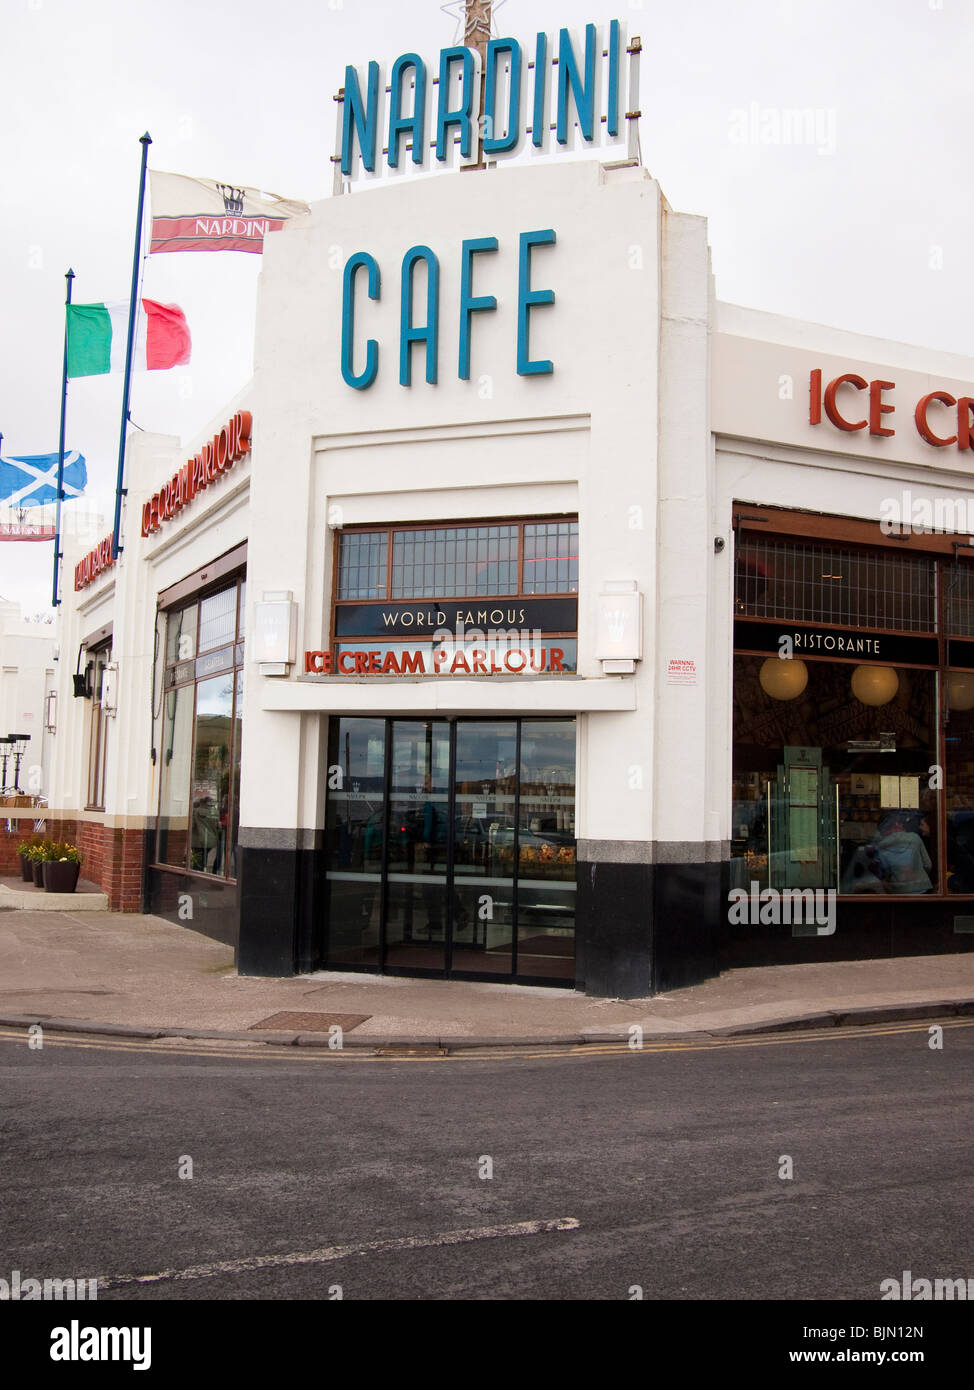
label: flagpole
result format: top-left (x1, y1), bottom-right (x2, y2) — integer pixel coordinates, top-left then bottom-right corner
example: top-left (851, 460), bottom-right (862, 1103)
top-left (112, 131), bottom-right (152, 561)
top-left (52, 267), bottom-right (75, 607)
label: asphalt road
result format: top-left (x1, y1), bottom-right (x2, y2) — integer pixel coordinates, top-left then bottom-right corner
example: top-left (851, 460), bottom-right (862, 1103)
top-left (1, 1021), bottom-right (972, 1302)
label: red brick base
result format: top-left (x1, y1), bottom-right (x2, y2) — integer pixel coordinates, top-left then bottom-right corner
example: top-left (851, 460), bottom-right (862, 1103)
top-left (0, 815), bottom-right (145, 912)
top-left (76, 822), bottom-right (145, 912)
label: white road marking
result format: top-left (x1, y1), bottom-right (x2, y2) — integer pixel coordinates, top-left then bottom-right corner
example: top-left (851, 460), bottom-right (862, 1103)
top-left (95, 1217), bottom-right (581, 1290)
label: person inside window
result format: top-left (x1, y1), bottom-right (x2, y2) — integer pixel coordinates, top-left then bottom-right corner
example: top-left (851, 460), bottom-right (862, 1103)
top-left (871, 812), bottom-right (933, 895)
top-left (840, 843), bottom-right (888, 894)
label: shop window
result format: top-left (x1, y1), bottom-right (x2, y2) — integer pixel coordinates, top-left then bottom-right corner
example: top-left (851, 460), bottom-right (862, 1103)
top-left (158, 685), bottom-right (194, 867)
top-left (945, 565), bottom-right (974, 637)
top-left (391, 525), bottom-right (519, 598)
top-left (336, 518), bottom-right (579, 601)
top-left (166, 602), bottom-right (198, 665)
top-left (339, 532), bottom-right (388, 599)
top-left (333, 518), bottom-right (579, 672)
top-left (154, 574), bottom-right (245, 879)
top-left (190, 674), bottom-right (234, 874)
top-left (85, 644), bottom-right (112, 811)
top-left (199, 586), bottom-right (236, 653)
top-left (732, 518), bottom-right (974, 903)
top-left (523, 521), bottom-right (579, 595)
top-left (735, 537), bottom-right (936, 633)
top-left (945, 669), bottom-right (974, 892)
top-left (732, 656), bottom-right (939, 896)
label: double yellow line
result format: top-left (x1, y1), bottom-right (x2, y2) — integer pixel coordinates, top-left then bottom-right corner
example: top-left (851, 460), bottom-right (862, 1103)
top-left (1, 1016), bottom-right (970, 1065)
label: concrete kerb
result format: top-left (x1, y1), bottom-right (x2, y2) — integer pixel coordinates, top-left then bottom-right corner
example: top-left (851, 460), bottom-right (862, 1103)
top-left (2, 999), bottom-right (974, 1050)
top-left (706, 999), bottom-right (974, 1037)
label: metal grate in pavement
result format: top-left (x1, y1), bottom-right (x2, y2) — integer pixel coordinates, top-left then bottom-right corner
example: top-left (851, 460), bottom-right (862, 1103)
top-left (250, 1011), bottom-right (371, 1032)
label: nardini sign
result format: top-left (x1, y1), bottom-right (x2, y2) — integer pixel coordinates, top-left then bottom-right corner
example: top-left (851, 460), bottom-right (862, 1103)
top-left (338, 19), bottom-right (635, 179)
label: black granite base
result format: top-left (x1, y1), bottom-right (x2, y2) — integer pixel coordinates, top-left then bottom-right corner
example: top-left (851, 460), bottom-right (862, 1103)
top-left (145, 863), bottom-right (239, 949)
top-left (575, 859), bottom-right (653, 997)
top-left (575, 854), bottom-right (722, 998)
top-left (652, 859), bottom-right (723, 994)
top-left (237, 843), bottom-right (320, 976)
top-left (720, 896), bottom-right (974, 968)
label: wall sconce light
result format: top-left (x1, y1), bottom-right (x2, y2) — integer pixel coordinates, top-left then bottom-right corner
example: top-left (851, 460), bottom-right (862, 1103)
top-left (44, 690), bottom-right (57, 734)
top-left (596, 581), bottom-right (643, 675)
top-left (72, 647), bottom-right (92, 699)
top-left (101, 663), bottom-right (119, 716)
top-left (254, 591), bottom-right (298, 676)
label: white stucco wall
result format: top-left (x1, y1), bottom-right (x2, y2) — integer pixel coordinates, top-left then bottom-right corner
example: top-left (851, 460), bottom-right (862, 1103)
top-left (52, 401), bottom-right (251, 827)
top-left (241, 157), bottom-right (714, 853)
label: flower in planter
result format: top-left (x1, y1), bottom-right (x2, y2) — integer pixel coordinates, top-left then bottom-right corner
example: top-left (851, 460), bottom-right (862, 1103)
top-left (47, 841), bottom-right (82, 864)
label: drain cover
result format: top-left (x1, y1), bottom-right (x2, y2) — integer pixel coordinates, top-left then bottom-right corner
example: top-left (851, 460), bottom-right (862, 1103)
top-left (374, 1045), bottom-right (449, 1057)
top-left (250, 1012), bottom-right (371, 1032)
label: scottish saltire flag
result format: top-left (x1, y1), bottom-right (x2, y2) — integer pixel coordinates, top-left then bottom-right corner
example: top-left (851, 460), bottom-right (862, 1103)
top-left (0, 450), bottom-right (87, 506)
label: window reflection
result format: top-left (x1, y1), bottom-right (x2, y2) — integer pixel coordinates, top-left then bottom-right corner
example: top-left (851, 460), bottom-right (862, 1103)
top-left (156, 576), bottom-right (245, 880)
top-left (190, 675), bottom-right (233, 875)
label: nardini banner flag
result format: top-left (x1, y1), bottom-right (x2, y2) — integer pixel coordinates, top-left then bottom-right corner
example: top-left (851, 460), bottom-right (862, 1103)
top-left (66, 299), bottom-right (191, 377)
top-left (149, 171), bottom-right (310, 253)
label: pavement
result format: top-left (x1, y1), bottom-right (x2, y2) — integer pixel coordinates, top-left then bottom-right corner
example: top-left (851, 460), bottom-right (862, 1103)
top-left (3, 892), bottom-right (974, 1048)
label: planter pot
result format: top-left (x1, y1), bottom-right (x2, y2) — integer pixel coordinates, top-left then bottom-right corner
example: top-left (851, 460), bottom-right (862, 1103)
top-left (19, 854), bottom-right (34, 882)
top-left (32, 860), bottom-right (44, 886)
top-left (43, 860), bottom-right (81, 894)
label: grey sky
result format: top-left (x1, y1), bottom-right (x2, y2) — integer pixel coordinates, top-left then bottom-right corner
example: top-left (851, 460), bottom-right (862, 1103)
top-left (2, 0), bottom-right (971, 612)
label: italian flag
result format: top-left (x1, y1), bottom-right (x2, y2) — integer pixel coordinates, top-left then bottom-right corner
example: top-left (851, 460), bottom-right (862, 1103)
top-left (66, 299), bottom-right (191, 378)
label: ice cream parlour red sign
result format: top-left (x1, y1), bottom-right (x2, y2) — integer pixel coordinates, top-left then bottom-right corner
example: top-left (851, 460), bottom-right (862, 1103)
top-left (810, 370), bottom-right (974, 448)
top-left (74, 533), bottom-right (116, 591)
top-left (305, 645), bottom-right (571, 676)
top-left (141, 410), bottom-right (251, 537)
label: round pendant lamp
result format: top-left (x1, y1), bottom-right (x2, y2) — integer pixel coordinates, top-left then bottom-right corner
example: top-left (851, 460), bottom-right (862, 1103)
top-left (758, 656), bottom-right (808, 701)
top-left (851, 664), bottom-right (899, 707)
top-left (947, 672), bottom-right (974, 711)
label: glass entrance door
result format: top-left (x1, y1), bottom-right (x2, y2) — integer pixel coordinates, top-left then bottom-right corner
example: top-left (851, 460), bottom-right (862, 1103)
top-left (324, 717), bottom-right (577, 984)
top-left (452, 720), bottom-right (518, 975)
top-left (384, 721), bottom-right (450, 971)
